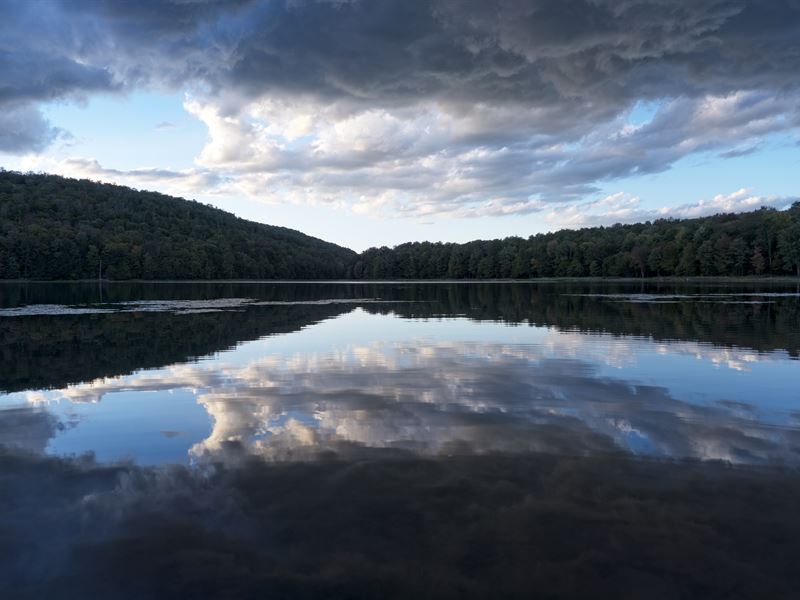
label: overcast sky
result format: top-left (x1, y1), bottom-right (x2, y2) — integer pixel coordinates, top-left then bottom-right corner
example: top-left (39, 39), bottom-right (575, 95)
top-left (1, 0), bottom-right (798, 250)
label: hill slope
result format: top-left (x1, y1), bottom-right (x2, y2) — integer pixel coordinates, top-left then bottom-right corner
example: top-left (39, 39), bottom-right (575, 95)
top-left (0, 171), bottom-right (355, 280)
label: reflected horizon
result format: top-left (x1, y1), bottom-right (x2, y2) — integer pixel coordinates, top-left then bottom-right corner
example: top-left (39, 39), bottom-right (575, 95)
top-left (2, 284), bottom-right (799, 466)
top-left (1, 280), bottom-right (799, 395)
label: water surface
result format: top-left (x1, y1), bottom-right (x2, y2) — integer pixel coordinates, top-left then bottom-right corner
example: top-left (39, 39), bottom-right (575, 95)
top-left (3, 281), bottom-right (800, 599)
top-left (2, 281), bottom-right (798, 465)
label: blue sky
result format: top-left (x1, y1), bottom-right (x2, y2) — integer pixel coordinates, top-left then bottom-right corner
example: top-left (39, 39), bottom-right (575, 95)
top-left (1, 1), bottom-right (798, 251)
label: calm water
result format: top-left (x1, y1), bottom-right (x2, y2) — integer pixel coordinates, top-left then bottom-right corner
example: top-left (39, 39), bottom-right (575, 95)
top-left (3, 281), bottom-right (800, 598)
top-left (2, 281), bottom-right (799, 465)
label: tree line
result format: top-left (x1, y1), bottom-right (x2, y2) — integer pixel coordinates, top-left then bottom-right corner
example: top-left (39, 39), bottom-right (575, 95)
top-left (1, 170), bottom-right (799, 280)
top-left (353, 204), bottom-right (800, 279)
top-left (0, 170), bottom-right (355, 280)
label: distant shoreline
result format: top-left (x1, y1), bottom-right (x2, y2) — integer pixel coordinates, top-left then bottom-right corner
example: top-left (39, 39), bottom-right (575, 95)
top-left (2, 276), bottom-right (799, 285)
top-left (5, 172), bottom-right (799, 281)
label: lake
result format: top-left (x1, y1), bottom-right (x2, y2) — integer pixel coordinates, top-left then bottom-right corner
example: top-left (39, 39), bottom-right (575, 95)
top-left (2, 281), bottom-right (800, 598)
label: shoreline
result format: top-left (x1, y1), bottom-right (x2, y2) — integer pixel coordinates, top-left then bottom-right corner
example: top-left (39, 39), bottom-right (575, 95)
top-left (1, 276), bottom-right (800, 284)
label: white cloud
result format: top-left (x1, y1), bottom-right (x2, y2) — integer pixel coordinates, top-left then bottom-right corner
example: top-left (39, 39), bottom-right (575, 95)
top-left (170, 89), bottom-right (800, 220)
top-left (154, 121), bottom-right (176, 132)
top-left (20, 156), bottom-right (229, 198)
top-left (660, 188), bottom-right (794, 219)
top-left (541, 188), bottom-right (798, 229)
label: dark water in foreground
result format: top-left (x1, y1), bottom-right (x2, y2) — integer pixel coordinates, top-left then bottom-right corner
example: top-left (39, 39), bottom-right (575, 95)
top-left (2, 281), bottom-right (800, 598)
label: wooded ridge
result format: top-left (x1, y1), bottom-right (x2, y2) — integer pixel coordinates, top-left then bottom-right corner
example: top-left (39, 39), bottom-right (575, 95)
top-left (0, 170), bottom-right (355, 280)
top-left (1, 170), bottom-right (799, 280)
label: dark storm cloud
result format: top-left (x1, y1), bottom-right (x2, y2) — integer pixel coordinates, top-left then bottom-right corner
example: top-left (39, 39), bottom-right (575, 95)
top-left (0, 0), bottom-right (110, 151)
top-left (0, 2), bottom-right (113, 104)
top-left (0, 0), bottom-right (231, 151)
top-left (38, 0), bottom-right (800, 106)
top-left (0, 103), bottom-right (63, 152)
top-left (5, 1), bottom-right (800, 126)
top-left (2, 0), bottom-right (799, 214)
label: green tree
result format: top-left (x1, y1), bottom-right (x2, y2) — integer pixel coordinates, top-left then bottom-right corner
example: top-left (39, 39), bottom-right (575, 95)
top-left (751, 246), bottom-right (766, 274)
top-left (778, 223), bottom-right (800, 276)
top-left (697, 240), bottom-right (716, 275)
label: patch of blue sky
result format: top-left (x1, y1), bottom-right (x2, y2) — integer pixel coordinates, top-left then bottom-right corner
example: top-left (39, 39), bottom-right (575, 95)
top-left (42, 91), bottom-right (207, 171)
top-left (595, 131), bottom-right (800, 209)
top-left (588, 342), bottom-right (800, 418)
top-left (624, 428), bottom-right (659, 456)
top-left (45, 388), bottom-right (211, 465)
top-left (627, 99), bottom-right (662, 126)
top-left (189, 197), bottom-right (412, 251)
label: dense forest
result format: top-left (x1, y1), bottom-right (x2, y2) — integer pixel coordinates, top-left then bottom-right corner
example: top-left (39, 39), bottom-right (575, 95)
top-left (1, 169), bottom-right (799, 280)
top-left (0, 170), bottom-right (355, 280)
top-left (353, 203), bottom-right (800, 279)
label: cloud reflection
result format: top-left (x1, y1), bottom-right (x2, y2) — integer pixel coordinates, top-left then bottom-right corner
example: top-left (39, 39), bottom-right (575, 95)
top-left (191, 343), bottom-right (799, 464)
top-left (8, 338), bottom-right (797, 466)
top-left (0, 408), bottom-right (60, 454)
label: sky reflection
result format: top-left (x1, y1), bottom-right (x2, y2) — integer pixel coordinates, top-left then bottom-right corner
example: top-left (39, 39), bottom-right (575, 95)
top-left (2, 308), bottom-right (798, 466)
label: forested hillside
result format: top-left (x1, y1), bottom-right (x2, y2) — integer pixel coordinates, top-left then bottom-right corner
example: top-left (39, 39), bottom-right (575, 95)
top-left (353, 204), bottom-right (800, 279)
top-left (2, 170), bottom-right (799, 280)
top-left (0, 171), bottom-right (355, 280)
